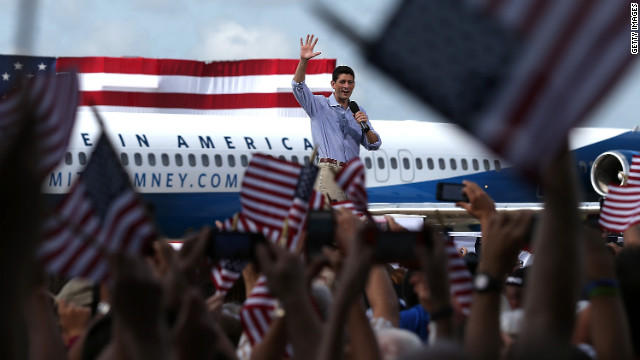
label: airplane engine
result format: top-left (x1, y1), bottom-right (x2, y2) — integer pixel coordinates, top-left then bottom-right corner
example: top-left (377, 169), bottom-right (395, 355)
top-left (590, 150), bottom-right (640, 196)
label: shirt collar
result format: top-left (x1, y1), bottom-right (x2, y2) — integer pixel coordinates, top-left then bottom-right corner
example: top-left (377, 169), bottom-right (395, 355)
top-left (328, 93), bottom-right (343, 108)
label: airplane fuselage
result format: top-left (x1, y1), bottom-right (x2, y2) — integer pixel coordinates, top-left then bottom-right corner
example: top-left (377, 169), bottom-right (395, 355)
top-left (42, 109), bottom-right (640, 237)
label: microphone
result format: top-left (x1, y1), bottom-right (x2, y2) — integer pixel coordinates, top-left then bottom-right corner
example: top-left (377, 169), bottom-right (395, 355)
top-left (349, 101), bottom-right (370, 132)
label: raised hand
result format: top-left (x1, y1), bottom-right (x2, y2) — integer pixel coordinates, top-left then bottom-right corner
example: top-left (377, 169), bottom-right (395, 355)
top-left (480, 211), bottom-right (532, 277)
top-left (300, 34), bottom-right (322, 60)
top-left (457, 180), bottom-right (497, 227)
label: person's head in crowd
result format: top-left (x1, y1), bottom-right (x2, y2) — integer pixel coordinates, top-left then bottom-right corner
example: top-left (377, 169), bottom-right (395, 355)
top-left (375, 327), bottom-right (423, 360)
top-left (504, 266), bottom-right (528, 310)
top-left (616, 247), bottom-right (640, 357)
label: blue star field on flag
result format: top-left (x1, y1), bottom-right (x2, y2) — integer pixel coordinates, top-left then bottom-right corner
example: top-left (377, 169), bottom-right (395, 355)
top-left (0, 55), bottom-right (56, 98)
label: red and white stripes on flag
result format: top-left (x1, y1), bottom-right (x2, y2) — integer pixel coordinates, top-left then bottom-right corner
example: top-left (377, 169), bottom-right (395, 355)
top-left (471, 0), bottom-right (635, 171)
top-left (0, 72), bottom-right (79, 175)
top-left (331, 200), bottom-right (366, 221)
top-left (286, 189), bottom-right (326, 252)
top-left (55, 57), bottom-right (335, 117)
top-left (599, 155), bottom-right (640, 233)
top-left (445, 236), bottom-right (473, 315)
top-left (335, 157), bottom-right (370, 219)
top-left (37, 133), bottom-right (156, 283)
top-left (627, 155), bottom-right (640, 186)
top-left (240, 154), bottom-right (303, 231)
top-left (240, 275), bottom-right (279, 346)
top-left (599, 185), bottom-right (640, 233)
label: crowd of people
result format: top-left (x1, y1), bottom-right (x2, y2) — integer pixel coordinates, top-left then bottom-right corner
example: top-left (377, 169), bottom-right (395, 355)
top-left (2, 32), bottom-right (639, 360)
top-left (2, 136), bottom-right (640, 360)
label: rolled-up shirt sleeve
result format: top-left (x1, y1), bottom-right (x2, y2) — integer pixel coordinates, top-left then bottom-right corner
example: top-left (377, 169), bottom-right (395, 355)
top-left (363, 126), bottom-right (381, 150)
top-left (291, 79), bottom-right (317, 117)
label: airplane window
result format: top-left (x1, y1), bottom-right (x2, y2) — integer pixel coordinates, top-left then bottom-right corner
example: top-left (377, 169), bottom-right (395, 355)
top-left (365, 157), bottom-right (372, 169)
top-left (483, 159), bottom-right (490, 171)
top-left (461, 159), bottom-right (468, 170)
top-left (450, 158), bottom-right (457, 170)
top-left (304, 156), bottom-right (310, 166)
top-left (228, 155), bottom-right (236, 167)
top-left (278, 155), bottom-right (286, 161)
top-left (78, 152), bottom-right (87, 165)
top-left (215, 154), bottom-right (223, 167)
top-left (291, 155), bottom-right (299, 165)
top-left (472, 159), bottom-right (479, 170)
top-left (148, 153), bottom-right (156, 166)
top-left (188, 154), bottom-right (196, 167)
top-left (241, 154), bottom-right (249, 167)
top-left (175, 154), bottom-right (183, 167)
top-left (377, 157), bottom-right (385, 169)
top-left (134, 153), bottom-right (142, 166)
top-left (161, 153), bottom-right (169, 166)
top-left (415, 158), bottom-right (423, 170)
top-left (65, 152), bottom-right (72, 165)
top-left (121, 153), bottom-right (129, 166)
top-left (390, 157), bottom-right (398, 169)
top-left (494, 160), bottom-right (502, 171)
top-left (201, 154), bottom-right (210, 167)
top-left (402, 157), bottom-right (410, 169)
top-left (427, 158), bottom-right (434, 170)
top-left (438, 158), bottom-right (446, 170)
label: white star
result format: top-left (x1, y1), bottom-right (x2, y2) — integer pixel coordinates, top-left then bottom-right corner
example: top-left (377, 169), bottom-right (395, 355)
top-left (1, 73), bottom-right (9, 81)
top-left (38, 63), bottom-right (47, 71)
top-left (13, 62), bottom-right (23, 70)
top-left (26, 73), bottom-right (35, 78)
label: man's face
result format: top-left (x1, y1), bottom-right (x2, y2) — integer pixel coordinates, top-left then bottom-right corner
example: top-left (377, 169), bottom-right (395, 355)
top-left (331, 74), bottom-right (355, 103)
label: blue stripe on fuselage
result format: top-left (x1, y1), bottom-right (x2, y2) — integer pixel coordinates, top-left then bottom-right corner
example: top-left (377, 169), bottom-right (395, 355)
top-left (42, 130), bottom-right (640, 238)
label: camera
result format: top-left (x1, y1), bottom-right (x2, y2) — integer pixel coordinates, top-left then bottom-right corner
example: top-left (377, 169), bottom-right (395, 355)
top-left (364, 227), bottom-right (432, 268)
top-left (436, 182), bottom-right (469, 202)
top-left (306, 210), bottom-right (431, 267)
top-left (206, 230), bottom-right (266, 261)
top-left (306, 210), bottom-right (336, 259)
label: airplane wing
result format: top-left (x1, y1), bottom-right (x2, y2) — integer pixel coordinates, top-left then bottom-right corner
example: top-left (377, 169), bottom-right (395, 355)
top-left (368, 202), bottom-right (601, 228)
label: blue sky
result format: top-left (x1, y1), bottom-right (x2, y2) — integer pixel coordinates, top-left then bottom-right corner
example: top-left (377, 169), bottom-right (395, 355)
top-left (1, 0), bottom-right (638, 128)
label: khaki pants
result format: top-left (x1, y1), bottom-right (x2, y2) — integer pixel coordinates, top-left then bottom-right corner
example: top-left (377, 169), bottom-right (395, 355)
top-left (315, 162), bottom-right (347, 202)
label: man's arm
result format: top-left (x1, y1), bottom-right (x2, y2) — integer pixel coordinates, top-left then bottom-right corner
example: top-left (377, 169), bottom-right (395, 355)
top-left (293, 34), bottom-right (321, 83)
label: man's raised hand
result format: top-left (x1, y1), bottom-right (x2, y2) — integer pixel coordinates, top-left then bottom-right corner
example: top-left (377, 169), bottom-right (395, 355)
top-left (300, 34), bottom-right (321, 60)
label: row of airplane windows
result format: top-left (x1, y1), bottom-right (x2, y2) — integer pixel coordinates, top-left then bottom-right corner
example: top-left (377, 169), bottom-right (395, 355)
top-left (64, 152), bottom-right (503, 172)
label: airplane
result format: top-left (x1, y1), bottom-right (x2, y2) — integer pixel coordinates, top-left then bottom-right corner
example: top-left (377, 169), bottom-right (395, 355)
top-left (42, 109), bottom-right (640, 238)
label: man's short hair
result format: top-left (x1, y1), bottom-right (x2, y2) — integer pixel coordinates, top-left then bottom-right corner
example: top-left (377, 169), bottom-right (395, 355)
top-left (332, 65), bottom-right (355, 82)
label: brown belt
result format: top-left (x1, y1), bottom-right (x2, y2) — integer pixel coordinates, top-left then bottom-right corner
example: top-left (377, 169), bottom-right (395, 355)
top-left (319, 158), bottom-right (347, 167)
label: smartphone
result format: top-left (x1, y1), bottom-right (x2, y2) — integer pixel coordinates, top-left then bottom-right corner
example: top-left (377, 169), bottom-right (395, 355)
top-left (207, 231), bottom-right (266, 261)
top-left (306, 210), bottom-right (336, 259)
top-left (436, 182), bottom-right (469, 202)
top-left (369, 228), bottom-right (433, 269)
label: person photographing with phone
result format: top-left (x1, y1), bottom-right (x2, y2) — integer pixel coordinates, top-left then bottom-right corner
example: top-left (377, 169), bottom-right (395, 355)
top-left (292, 34), bottom-right (381, 202)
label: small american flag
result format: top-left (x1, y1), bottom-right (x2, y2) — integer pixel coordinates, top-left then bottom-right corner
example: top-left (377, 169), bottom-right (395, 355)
top-left (599, 155), bottom-right (640, 233)
top-left (0, 58), bottom-right (78, 176)
top-left (331, 200), bottom-right (366, 220)
top-left (445, 236), bottom-right (473, 315)
top-left (284, 162), bottom-right (325, 251)
top-left (37, 132), bottom-right (157, 282)
top-left (240, 154), bottom-right (302, 230)
top-left (240, 275), bottom-right (279, 346)
top-left (357, 0), bottom-right (636, 172)
top-left (335, 157), bottom-right (370, 219)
